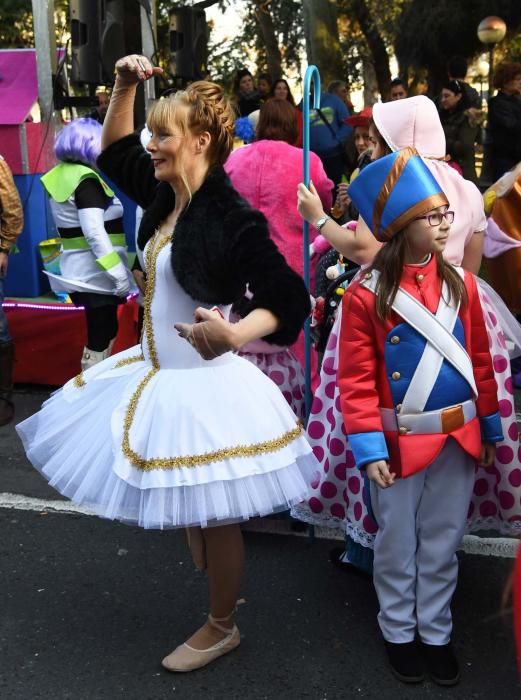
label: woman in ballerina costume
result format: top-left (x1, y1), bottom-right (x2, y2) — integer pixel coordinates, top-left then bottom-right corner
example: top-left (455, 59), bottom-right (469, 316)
top-left (41, 117), bottom-right (134, 369)
top-left (17, 55), bottom-right (317, 672)
top-left (339, 147), bottom-right (501, 685)
top-left (292, 95), bottom-right (521, 573)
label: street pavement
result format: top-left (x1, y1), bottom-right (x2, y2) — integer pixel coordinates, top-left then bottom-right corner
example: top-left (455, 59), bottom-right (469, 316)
top-left (1, 389), bottom-right (520, 700)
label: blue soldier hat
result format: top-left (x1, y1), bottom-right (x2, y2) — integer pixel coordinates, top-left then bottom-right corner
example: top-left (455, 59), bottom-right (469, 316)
top-left (347, 146), bottom-right (449, 242)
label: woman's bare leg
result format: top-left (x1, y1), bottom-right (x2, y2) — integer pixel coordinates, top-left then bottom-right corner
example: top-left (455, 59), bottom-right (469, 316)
top-left (185, 523), bottom-right (244, 649)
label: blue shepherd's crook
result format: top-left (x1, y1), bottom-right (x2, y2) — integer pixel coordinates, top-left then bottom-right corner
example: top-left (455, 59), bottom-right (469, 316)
top-left (302, 65), bottom-right (321, 419)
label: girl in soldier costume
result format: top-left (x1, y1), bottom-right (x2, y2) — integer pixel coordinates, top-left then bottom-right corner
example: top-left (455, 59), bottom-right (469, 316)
top-left (340, 148), bottom-right (502, 685)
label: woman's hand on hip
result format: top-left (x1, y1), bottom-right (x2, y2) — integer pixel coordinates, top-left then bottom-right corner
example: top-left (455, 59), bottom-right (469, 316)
top-left (366, 460), bottom-right (396, 489)
top-left (175, 307), bottom-right (236, 361)
top-left (115, 54), bottom-right (163, 86)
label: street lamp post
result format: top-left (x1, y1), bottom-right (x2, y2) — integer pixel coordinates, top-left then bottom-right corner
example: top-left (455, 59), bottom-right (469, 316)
top-left (477, 16), bottom-right (507, 99)
top-left (477, 59), bottom-right (489, 106)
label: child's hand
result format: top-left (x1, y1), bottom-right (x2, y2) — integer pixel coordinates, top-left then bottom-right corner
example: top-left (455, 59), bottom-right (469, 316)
top-left (336, 182), bottom-right (351, 209)
top-left (366, 460), bottom-right (396, 488)
top-left (297, 182), bottom-right (325, 225)
top-left (479, 442), bottom-right (496, 469)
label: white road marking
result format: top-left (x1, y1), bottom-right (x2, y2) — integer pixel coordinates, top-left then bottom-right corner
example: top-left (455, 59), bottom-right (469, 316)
top-left (0, 492), bottom-right (95, 516)
top-left (0, 492), bottom-right (518, 558)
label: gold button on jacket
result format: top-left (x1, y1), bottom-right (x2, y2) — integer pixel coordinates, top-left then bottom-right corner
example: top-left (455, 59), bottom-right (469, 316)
top-left (390, 335), bottom-right (400, 344)
top-left (391, 371), bottom-right (401, 380)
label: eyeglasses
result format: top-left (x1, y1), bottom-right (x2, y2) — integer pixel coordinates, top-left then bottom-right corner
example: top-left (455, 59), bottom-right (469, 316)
top-left (416, 210), bottom-right (454, 226)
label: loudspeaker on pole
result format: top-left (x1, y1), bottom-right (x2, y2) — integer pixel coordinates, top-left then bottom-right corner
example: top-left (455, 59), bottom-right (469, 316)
top-left (70, 0), bottom-right (143, 86)
top-left (169, 6), bottom-right (208, 82)
top-left (70, 0), bottom-right (103, 85)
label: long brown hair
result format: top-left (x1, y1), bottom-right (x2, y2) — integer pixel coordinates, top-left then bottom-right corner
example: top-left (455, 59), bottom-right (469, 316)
top-left (368, 117), bottom-right (391, 157)
top-left (370, 234), bottom-right (467, 321)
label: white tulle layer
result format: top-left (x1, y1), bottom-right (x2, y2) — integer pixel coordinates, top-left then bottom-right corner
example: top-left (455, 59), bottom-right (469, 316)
top-left (17, 346), bottom-right (317, 529)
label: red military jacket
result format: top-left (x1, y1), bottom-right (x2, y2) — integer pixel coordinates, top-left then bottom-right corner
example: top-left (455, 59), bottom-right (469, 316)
top-left (338, 256), bottom-right (502, 478)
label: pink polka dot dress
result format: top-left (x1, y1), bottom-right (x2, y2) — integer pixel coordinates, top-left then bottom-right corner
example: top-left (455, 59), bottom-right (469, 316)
top-left (238, 348), bottom-right (305, 421)
top-left (292, 281), bottom-right (521, 545)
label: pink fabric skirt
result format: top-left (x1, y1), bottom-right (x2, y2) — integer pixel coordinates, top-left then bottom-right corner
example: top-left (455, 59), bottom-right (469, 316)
top-left (238, 349), bottom-right (306, 421)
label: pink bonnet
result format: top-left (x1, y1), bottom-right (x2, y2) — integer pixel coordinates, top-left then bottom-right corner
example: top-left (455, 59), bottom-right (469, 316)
top-left (372, 95), bottom-right (446, 158)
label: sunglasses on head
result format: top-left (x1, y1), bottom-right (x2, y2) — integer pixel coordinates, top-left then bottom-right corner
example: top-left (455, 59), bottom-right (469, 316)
top-left (160, 87), bottom-right (178, 99)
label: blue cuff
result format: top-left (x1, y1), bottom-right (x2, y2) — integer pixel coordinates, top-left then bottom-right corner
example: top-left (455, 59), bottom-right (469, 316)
top-left (479, 412), bottom-right (504, 443)
top-left (348, 431), bottom-right (389, 470)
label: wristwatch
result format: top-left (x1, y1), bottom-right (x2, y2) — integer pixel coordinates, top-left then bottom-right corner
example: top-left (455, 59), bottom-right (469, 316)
top-left (315, 215), bottom-right (331, 232)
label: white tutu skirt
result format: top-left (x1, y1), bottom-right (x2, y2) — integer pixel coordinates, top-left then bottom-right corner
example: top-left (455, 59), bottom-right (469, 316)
top-left (17, 346), bottom-right (316, 529)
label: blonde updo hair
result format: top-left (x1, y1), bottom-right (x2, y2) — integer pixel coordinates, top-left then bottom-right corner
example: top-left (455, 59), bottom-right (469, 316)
top-left (147, 81), bottom-right (235, 169)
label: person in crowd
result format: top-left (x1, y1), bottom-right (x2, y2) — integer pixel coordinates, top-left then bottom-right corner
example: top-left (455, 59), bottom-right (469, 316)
top-left (270, 78), bottom-right (296, 105)
top-left (40, 117), bottom-right (133, 371)
top-left (388, 77), bottom-right (408, 101)
top-left (487, 62), bottom-right (521, 181)
top-left (270, 78), bottom-right (302, 145)
top-left (447, 55), bottom-right (481, 109)
top-left (293, 95), bottom-right (521, 581)
top-left (439, 79), bottom-right (480, 183)
top-left (327, 80), bottom-right (354, 112)
top-left (307, 89), bottom-right (351, 191)
top-left (331, 107), bottom-right (373, 220)
top-left (345, 107), bottom-right (372, 163)
top-left (225, 98), bottom-right (333, 403)
top-left (483, 163), bottom-right (521, 318)
top-left (17, 54), bottom-right (316, 673)
top-left (257, 72), bottom-right (272, 101)
top-left (231, 68), bottom-right (261, 117)
top-left (0, 154), bottom-right (23, 425)
top-left (88, 88), bottom-right (110, 124)
top-left (340, 147), bottom-right (501, 686)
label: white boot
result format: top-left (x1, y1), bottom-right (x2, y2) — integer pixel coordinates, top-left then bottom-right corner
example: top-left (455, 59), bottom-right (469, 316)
top-left (80, 345), bottom-right (111, 371)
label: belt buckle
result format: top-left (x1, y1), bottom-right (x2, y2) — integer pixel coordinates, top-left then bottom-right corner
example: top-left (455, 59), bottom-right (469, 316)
top-left (441, 405), bottom-right (464, 434)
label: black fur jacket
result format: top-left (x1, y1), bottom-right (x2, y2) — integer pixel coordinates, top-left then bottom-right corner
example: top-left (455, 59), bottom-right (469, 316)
top-left (97, 133), bottom-right (310, 346)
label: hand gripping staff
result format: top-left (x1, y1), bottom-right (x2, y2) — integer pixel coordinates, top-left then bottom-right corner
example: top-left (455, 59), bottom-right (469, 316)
top-left (302, 64), bottom-right (321, 420)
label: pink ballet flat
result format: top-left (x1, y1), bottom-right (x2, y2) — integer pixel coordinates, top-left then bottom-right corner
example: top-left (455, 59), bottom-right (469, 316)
top-left (161, 614), bottom-right (240, 672)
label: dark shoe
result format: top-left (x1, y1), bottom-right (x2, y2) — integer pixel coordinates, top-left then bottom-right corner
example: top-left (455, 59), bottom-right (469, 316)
top-left (0, 341), bottom-right (14, 426)
top-left (420, 642), bottom-right (460, 686)
top-left (384, 641), bottom-right (425, 684)
top-left (329, 547), bottom-right (372, 580)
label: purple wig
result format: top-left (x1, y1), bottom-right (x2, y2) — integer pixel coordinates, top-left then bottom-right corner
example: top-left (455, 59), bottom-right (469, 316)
top-left (54, 117), bottom-right (102, 168)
